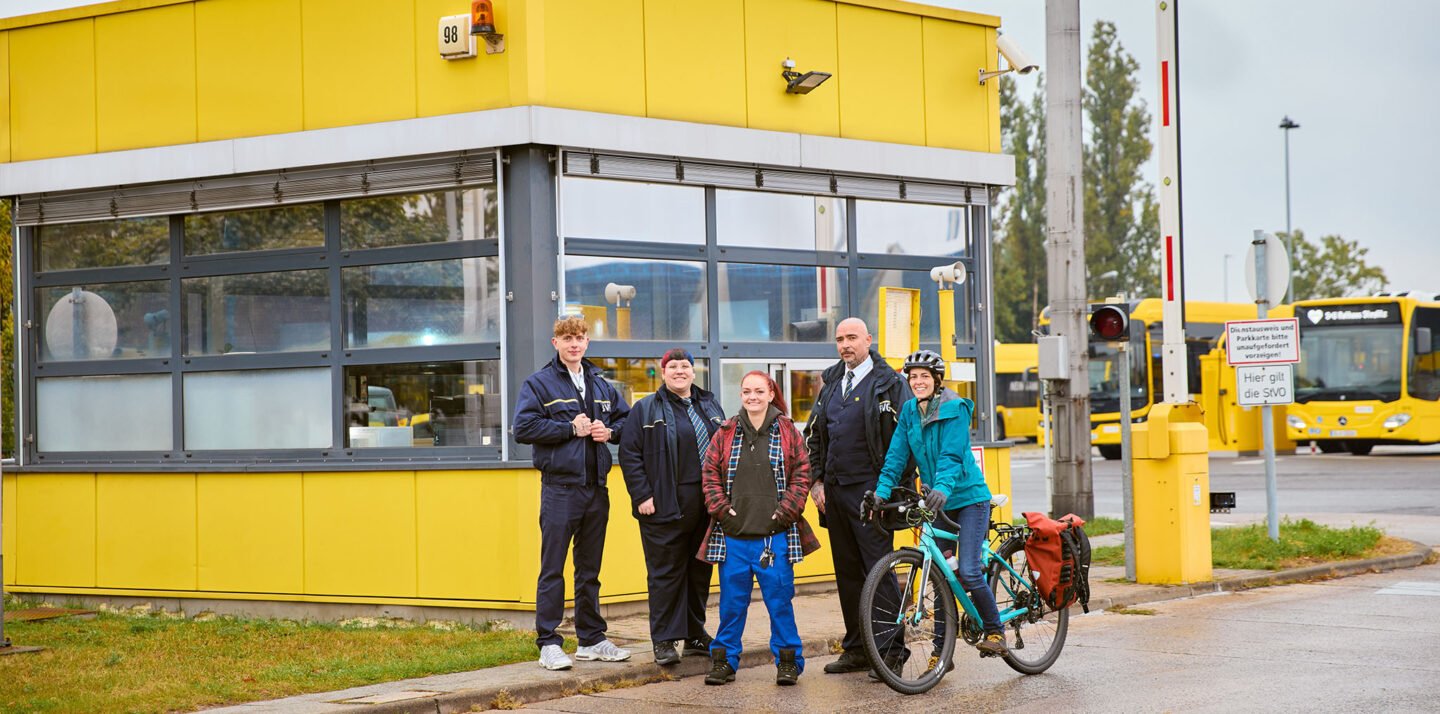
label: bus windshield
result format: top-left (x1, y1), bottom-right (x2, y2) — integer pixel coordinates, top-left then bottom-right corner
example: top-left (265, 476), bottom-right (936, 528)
top-left (1295, 324), bottom-right (1404, 402)
top-left (1089, 339), bottom-right (1148, 415)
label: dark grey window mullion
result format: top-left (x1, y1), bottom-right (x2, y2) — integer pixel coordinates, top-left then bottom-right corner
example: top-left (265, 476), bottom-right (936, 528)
top-left (561, 238), bottom-right (706, 263)
top-left (846, 197), bottom-right (859, 322)
top-left (336, 238), bottom-right (498, 268)
top-left (32, 265), bottom-right (171, 287)
top-left (326, 201), bottom-right (345, 452)
top-left (169, 215), bottom-right (184, 456)
top-left (705, 186), bottom-right (721, 361)
top-left (971, 202), bottom-right (996, 443)
top-left (18, 225), bottom-right (36, 463)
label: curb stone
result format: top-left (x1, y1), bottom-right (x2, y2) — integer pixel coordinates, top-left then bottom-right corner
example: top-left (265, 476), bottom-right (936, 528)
top-left (213, 540), bottom-right (1435, 713)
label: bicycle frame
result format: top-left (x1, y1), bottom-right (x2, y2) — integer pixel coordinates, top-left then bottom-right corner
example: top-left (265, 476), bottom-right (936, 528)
top-left (895, 520), bottom-right (1033, 630)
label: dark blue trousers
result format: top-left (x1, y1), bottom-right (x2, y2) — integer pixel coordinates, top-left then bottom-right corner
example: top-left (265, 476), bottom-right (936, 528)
top-left (536, 482), bottom-right (609, 649)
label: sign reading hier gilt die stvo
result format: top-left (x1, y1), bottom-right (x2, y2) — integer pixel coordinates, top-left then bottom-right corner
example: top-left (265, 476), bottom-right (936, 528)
top-left (1225, 317), bottom-right (1300, 406)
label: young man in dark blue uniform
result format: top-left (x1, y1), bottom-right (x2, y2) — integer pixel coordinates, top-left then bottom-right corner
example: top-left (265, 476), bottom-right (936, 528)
top-left (514, 315), bottom-right (631, 670)
top-left (805, 317), bottom-right (910, 675)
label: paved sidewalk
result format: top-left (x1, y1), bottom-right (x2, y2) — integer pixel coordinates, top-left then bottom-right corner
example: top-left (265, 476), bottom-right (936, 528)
top-left (203, 538), bottom-right (1434, 714)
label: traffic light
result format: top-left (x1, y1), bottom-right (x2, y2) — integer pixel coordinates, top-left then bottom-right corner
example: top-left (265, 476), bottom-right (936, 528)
top-left (1089, 303), bottom-right (1130, 342)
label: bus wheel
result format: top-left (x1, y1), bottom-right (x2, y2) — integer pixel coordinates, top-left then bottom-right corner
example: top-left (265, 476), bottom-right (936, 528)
top-left (1317, 441), bottom-right (1344, 454)
top-left (996, 419), bottom-right (1007, 442)
top-left (1348, 442), bottom-right (1374, 456)
top-left (1097, 445), bottom-right (1122, 461)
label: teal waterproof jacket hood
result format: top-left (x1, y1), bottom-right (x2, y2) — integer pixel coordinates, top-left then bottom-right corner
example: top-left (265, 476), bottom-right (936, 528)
top-left (873, 387), bottom-right (989, 509)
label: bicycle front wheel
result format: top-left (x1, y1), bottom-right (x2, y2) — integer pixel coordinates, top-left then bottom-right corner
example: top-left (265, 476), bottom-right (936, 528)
top-left (988, 536), bottom-right (1069, 675)
top-left (859, 548), bottom-right (957, 695)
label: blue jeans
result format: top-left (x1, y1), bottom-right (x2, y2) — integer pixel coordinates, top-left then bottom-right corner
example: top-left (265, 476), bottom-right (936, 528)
top-left (712, 535), bottom-right (804, 671)
top-left (949, 501), bottom-right (1003, 634)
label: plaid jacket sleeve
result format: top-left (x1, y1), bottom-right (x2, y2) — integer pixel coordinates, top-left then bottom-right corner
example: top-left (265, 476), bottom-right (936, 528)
top-left (700, 422), bottom-right (734, 520)
top-left (773, 418), bottom-right (813, 526)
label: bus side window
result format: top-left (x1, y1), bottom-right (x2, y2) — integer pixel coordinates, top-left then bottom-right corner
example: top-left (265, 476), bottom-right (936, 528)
top-left (1412, 307), bottom-right (1440, 401)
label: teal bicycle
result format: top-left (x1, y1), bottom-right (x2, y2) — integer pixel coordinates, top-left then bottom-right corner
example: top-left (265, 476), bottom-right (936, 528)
top-left (859, 489), bottom-right (1068, 694)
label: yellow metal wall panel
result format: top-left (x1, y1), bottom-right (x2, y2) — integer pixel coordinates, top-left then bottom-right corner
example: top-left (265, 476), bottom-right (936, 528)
top-left (96, 474), bottom-right (196, 590)
top-left (0, 32), bottom-right (9, 163)
top-left (2, 473), bottom-right (15, 584)
top-left (197, 473), bottom-right (303, 594)
top-left (94, 3), bottom-right (197, 152)
top-left (303, 472), bottom-right (417, 597)
top-left (417, 470), bottom-right (523, 601)
top-left (301, 0), bottom-right (417, 130)
top-left (414, 0), bottom-right (514, 117)
top-left (196, 0), bottom-right (304, 141)
top-left (921, 18), bottom-right (993, 152)
top-left (9, 19), bottom-right (97, 161)
top-left (599, 473), bottom-right (647, 598)
top-left (16, 474), bottom-right (96, 587)
top-left (742, 0), bottom-right (839, 136)
top-left (642, 0), bottom-right (746, 128)
top-left (836, 4), bottom-right (923, 145)
top-left (539, 0), bottom-right (646, 116)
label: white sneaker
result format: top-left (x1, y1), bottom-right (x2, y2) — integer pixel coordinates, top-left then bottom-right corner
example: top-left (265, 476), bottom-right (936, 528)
top-left (575, 639), bottom-right (631, 662)
top-left (538, 644), bottom-right (573, 670)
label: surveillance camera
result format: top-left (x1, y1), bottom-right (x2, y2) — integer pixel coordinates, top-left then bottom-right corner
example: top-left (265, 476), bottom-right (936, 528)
top-left (996, 33), bottom-right (1039, 75)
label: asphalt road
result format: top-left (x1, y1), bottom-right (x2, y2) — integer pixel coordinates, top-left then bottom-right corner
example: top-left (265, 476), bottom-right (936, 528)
top-left (526, 562), bottom-right (1440, 713)
top-left (1008, 443), bottom-right (1440, 544)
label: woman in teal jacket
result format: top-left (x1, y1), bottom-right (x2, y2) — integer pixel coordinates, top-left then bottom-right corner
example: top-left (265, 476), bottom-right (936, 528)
top-left (873, 350), bottom-right (1007, 656)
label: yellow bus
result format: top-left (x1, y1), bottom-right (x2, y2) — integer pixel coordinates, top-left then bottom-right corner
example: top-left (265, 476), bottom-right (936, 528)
top-left (1043, 299), bottom-right (1292, 459)
top-left (994, 343), bottom-right (1040, 441)
top-left (1284, 293), bottom-right (1440, 454)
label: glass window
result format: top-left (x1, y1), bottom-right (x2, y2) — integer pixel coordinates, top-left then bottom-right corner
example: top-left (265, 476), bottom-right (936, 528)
top-left (591, 357), bottom-right (710, 407)
top-left (1088, 330), bottom-right (1149, 416)
top-left (564, 256), bottom-right (706, 341)
top-left (344, 360), bottom-right (501, 448)
top-left (560, 177), bottom-right (704, 244)
top-left (341, 187), bottom-right (497, 249)
top-left (36, 217), bottom-right (169, 271)
top-left (716, 191), bottom-right (846, 251)
top-left (182, 269), bottom-right (330, 355)
top-left (343, 257), bottom-right (499, 348)
top-left (184, 204), bottom-right (325, 255)
top-left (1296, 325), bottom-right (1405, 403)
top-left (36, 374), bottom-right (172, 452)
top-left (184, 368), bottom-right (331, 449)
top-left (1411, 307), bottom-right (1440, 401)
top-left (854, 269), bottom-right (947, 343)
top-left (37, 281), bottom-right (171, 361)
top-left (856, 200), bottom-right (969, 256)
top-left (997, 368), bottom-right (1039, 409)
top-left (718, 263), bottom-right (846, 342)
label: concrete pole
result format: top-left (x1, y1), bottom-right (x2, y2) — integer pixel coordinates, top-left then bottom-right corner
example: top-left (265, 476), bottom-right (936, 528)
top-left (1044, 0), bottom-right (1093, 519)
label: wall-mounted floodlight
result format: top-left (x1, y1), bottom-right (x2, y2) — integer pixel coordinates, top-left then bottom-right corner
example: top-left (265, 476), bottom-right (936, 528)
top-left (782, 58), bottom-right (832, 94)
top-left (605, 283), bottom-right (636, 307)
top-left (978, 32), bottom-right (1039, 85)
top-left (930, 261), bottom-right (967, 288)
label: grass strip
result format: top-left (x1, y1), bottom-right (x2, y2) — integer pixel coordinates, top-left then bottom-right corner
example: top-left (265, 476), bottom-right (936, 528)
top-left (1090, 518), bottom-right (1389, 570)
top-left (0, 604), bottom-right (568, 714)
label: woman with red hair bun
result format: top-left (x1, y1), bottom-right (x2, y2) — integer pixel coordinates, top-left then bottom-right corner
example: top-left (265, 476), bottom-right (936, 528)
top-left (697, 371), bottom-right (818, 687)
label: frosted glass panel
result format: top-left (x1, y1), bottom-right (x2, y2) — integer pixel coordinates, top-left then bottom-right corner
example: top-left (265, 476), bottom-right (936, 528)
top-left (37, 374), bottom-right (172, 452)
top-left (560, 177), bottom-right (704, 244)
top-left (716, 191), bottom-right (845, 250)
top-left (184, 368), bottom-right (331, 450)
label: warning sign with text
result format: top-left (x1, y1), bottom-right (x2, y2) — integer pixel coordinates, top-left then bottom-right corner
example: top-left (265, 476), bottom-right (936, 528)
top-left (1225, 318), bottom-right (1300, 365)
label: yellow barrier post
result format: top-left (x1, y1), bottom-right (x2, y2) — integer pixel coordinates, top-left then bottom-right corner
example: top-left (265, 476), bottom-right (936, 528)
top-left (1131, 402), bottom-right (1212, 584)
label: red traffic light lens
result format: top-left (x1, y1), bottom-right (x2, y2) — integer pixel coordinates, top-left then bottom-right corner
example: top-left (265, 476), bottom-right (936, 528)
top-left (1091, 306), bottom-right (1127, 340)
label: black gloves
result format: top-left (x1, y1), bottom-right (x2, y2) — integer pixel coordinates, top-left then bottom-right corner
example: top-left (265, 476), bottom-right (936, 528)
top-left (860, 490), bottom-right (880, 524)
top-left (924, 488), bottom-right (948, 513)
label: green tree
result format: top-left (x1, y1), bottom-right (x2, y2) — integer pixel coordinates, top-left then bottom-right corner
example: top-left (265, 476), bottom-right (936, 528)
top-left (1281, 229), bottom-right (1389, 301)
top-left (992, 74), bottom-right (1048, 343)
top-left (1082, 20), bottom-right (1159, 300)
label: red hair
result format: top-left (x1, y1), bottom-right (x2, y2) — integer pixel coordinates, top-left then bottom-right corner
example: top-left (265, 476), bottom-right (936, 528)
top-left (740, 370), bottom-right (789, 415)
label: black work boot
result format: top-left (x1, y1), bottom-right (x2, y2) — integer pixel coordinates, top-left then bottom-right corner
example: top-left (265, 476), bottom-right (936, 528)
top-left (776, 648), bottom-right (800, 685)
top-left (705, 646), bottom-right (736, 685)
top-left (682, 635), bottom-right (713, 657)
top-left (823, 648), bottom-right (871, 674)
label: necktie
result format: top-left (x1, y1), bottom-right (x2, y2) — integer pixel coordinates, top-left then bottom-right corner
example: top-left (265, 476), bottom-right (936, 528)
top-left (680, 397), bottom-right (712, 456)
top-left (843, 370), bottom-right (855, 400)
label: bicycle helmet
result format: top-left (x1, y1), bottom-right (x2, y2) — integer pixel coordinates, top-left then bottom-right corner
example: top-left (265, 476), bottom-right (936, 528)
top-left (902, 349), bottom-right (945, 380)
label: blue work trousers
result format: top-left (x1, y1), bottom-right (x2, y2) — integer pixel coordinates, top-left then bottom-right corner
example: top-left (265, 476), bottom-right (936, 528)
top-left (536, 482), bottom-right (609, 649)
top-left (712, 535), bottom-right (804, 671)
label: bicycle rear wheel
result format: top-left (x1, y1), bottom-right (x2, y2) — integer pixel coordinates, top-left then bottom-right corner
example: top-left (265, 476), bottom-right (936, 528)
top-left (859, 548), bottom-right (957, 695)
top-left (988, 536), bottom-right (1068, 675)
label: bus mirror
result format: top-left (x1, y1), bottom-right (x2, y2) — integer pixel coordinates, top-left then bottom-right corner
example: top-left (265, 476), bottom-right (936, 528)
top-left (1416, 327), bottom-right (1433, 355)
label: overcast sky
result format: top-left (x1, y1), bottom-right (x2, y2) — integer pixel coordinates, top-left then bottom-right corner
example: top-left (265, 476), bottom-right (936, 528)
top-left (6, 1), bottom-right (1437, 304)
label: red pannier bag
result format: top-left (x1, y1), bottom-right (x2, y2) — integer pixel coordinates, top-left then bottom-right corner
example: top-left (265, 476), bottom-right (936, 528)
top-left (1021, 512), bottom-right (1092, 613)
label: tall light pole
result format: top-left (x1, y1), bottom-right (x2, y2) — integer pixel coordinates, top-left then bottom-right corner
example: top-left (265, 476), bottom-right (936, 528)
top-left (1280, 116), bottom-right (1300, 288)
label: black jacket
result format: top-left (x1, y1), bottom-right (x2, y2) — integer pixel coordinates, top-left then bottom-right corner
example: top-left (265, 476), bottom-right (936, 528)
top-left (618, 385), bottom-right (726, 524)
top-left (514, 356), bottom-right (628, 485)
top-left (804, 347), bottom-right (911, 488)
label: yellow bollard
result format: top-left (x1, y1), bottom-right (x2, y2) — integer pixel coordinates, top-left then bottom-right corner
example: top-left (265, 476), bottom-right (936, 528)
top-left (1131, 403), bottom-right (1213, 584)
